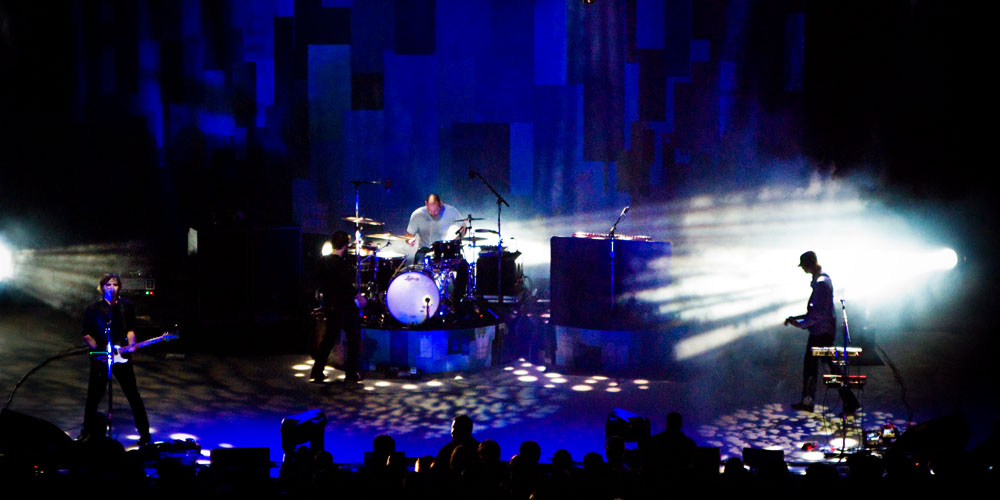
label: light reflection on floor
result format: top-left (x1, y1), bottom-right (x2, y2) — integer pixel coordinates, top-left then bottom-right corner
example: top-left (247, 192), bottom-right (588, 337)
top-left (698, 403), bottom-right (909, 463)
top-left (3, 301), bottom-right (992, 467)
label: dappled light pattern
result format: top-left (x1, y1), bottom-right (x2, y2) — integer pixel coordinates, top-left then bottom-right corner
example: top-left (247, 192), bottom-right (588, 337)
top-left (698, 403), bottom-right (905, 462)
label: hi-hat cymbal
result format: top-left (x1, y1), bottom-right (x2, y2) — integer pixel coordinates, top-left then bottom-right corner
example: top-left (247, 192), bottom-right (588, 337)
top-left (475, 229), bottom-right (499, 234)
top-left (342, 216), bottom-right (385, 226)
top-left (462, 236), bottom-right (488, 242)
top-left (454, 216), bottom-right (486, 222)
top-left (366, 232), bottom-right (409, 241)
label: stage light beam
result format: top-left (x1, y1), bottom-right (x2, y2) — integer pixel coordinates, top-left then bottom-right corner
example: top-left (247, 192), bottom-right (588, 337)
top-left (0, 239), bottom-right (13, 281)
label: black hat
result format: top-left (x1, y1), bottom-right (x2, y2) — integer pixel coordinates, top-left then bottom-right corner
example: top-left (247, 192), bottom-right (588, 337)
top-left (798, 251), bottom-right (818, 268)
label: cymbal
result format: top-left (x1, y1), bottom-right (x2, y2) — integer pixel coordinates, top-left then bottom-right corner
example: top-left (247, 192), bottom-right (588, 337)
top-left (475, 229), bottom-right (498, 234)
top-left (454, 216), bottom-right (486, 222)
top-left (366, 232), bottom-right (409, 241)
top-left (375, 249), bottom-right (406, 259)
top-left (462, 236), bottom-right (488, 242)
top-left (342, 216), bottom-right (385, 226)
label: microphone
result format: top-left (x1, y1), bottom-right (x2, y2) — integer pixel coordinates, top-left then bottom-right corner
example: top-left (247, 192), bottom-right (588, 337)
top-left (620, 205), bottom-right (630, 217)
top-left (468, 169), bottom-right (477, 180)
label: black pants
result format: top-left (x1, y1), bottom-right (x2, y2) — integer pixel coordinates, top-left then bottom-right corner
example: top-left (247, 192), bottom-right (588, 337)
top-left (802, 334), bottom-right (860, 409)
top-left (84, 357), bottom-right (150, 438)
top-left (312, 308), bottom-right (362, 379)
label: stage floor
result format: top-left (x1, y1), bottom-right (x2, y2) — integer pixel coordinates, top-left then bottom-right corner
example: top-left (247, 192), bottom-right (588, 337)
top-left (1, 299), bottom-right (995, 470)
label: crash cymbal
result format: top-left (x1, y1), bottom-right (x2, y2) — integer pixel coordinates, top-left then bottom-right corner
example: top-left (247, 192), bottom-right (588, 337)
top-left (366, 232), bottom-right (409, 241)
top-left (342, 216), bottom-right (385, 226)
top-left (474, 229), bottom-right (499, 234)
top-left (462, 236), bottom-right (488, 242)
top-left (454, 216), bottom-right (486, 222)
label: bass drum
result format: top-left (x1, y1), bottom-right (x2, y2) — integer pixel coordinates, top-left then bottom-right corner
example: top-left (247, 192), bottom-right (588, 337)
top-left (385, 266), bottom-right (443, 325)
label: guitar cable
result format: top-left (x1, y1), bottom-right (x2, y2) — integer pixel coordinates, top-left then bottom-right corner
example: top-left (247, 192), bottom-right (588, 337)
top-left (4, 345), bottom-right (91, 410)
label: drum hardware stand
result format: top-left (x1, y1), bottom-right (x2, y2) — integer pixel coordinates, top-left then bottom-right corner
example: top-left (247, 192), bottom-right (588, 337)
top-left (469, 169), bottom-right (509, 312)
top-left (463, 214), bottom-right (478, 303)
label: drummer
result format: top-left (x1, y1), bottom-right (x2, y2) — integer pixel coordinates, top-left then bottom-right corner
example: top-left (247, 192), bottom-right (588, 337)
top-left (404, 193), bottom-right (469, 256)
top-left (404, 193), bottom-right (471, 304)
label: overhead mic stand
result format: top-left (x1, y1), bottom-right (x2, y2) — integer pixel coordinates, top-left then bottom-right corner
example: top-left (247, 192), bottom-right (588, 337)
top-left (469, 170), bottom-right (509, 311)
top-left (348, 180), bottom-right (388, 308)
top-left (349, 181), bottom-right (366, 294)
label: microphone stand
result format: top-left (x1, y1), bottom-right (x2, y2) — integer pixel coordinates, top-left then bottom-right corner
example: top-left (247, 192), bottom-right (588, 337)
top-left (608, 206), bottom-right (629, 308)
top-left (838, 299), bottom-right (856, 454)
top-left (469, 170), bottom-right (509, 312)
top-left (104, 312), bottom-right (114, 438)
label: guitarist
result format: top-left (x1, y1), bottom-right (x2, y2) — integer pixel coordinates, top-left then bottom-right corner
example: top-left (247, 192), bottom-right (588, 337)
top-left (311, 231), bottom-right (366, 384)
top-left (80, 273), bottom-right (151, 446)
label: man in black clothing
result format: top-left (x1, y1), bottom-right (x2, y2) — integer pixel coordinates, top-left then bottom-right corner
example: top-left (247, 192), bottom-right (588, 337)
top-left (785, 251), bottom-right (860, 414)
top-left (81, 273), bottom-right (151, 446)
top-left (432, 414), bottom-right (478, 473)
top-left (311, 231), bottom-right (367, 383)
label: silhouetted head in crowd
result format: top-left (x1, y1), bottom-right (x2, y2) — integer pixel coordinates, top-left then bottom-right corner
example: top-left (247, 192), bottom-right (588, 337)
top-left (583, 452), bottom-right (605, 472)
top-left (477, 439), bottom-right (501, 464)
top-left (415, 455), bottom-right (434, 473)
top-left (314, 450), bottom-right (334, 470)
top-left (451, 414), bottom-right (473, 441)
top-left (665, 412), bottom-right (683, 433)
top-left (449, 444), bottom-right (475, 474)
top-left (84, 411), bottom-right (111, 437)
top-left (372, 434), bottom-right (396, 464)
top-left (519, 440), bottom-right (541, 465)
top-left (552, 449), bottom-right (573, 470)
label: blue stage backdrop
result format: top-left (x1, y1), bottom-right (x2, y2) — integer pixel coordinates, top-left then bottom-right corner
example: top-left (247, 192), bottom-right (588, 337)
top-left (22, 0), bottom-right (821, 240)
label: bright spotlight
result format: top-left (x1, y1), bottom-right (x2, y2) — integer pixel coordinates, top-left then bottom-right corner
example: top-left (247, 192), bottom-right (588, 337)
top-left (321, 241), bottom-right (334, 256)
top-left (0, 239), bottom-right (13, 281)
top-left (930, 248), bottom-right (958, 271)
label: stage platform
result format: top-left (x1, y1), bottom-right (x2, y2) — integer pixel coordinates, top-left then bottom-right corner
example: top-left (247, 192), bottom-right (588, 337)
top-left (1, 299), bottom-right (995, 474)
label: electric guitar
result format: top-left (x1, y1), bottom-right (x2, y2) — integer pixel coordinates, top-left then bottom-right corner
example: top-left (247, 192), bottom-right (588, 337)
top-left (95, 333), bottom-right (179, 364)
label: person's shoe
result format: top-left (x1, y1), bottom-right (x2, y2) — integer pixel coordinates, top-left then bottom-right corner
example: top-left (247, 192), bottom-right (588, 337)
top-left (791, 396), bottom-right (815, 412)
top-left (343, 371), bottom-right (362, 383)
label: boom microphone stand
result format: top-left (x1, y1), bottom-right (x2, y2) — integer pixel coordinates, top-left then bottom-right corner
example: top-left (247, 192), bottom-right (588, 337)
top-left (608, 205), bottom-right (630, 306)
top-left (469, 169), bottom-right (509, 310)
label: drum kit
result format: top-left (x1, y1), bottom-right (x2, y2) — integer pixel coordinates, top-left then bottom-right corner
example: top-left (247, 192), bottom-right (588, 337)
top-left (342, 213), bottom-right (515, 328)
top-left (339, 177), bottom-right (520, 327)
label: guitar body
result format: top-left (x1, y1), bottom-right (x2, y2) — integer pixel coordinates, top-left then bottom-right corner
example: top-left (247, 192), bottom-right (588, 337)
top-left (103, 333), bottom-right (179, 364)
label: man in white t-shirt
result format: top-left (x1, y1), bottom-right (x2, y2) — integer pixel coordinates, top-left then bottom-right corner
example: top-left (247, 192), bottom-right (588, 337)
top-left (405, 193), bottom-right (468, 250)
top-left (404, 194), bottom-right (470, 305)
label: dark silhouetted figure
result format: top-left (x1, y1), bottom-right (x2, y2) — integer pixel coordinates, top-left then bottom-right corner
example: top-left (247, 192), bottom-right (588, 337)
top-left (433, 415), bottom-right (478, 475)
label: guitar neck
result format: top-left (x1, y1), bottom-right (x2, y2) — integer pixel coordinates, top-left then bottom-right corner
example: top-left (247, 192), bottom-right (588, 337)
top-left (133, 334), bottom-right (176, 350)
